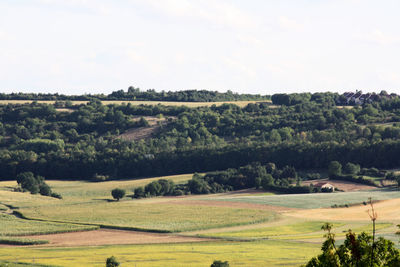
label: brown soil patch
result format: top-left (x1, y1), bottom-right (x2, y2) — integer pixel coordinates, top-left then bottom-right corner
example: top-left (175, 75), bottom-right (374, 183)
top-left (18, 229), bottom-right (211, 247)
top-left (161, 199), bottom-right (297, 212)
top-left (119, 125), bottom-right (161, 141)
top-left (118, 116), bottom-right (174, 141)
top-left (302, 179), bottom-right (377, 192)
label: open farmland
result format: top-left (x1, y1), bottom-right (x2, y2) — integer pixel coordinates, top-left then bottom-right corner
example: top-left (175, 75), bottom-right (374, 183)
top-left (1, 176), bottom-right (400, 266)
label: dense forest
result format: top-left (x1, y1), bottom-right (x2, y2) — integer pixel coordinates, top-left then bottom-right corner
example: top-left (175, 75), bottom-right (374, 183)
top-left (1, 91), bottom-right (400, 182)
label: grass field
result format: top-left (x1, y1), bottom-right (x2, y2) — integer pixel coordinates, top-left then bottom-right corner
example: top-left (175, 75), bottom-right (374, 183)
top-left (0, 240), bottom-right (320, 267)
top-left (0, 100), bottom-right (269, 108)
top-left (203, 189), bottom-right (400, 209)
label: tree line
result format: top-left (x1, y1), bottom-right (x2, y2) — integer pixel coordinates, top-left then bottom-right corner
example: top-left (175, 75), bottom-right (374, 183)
top-left (1, 93), bottom-right (400, 181)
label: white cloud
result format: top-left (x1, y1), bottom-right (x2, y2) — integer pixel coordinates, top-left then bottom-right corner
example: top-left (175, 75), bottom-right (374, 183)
top-left (223, 57), bottom-right (257, 78)
top-left (363, 29), bottom-right (400, 45)
top-left (35, 0), bottom-right (110, 15)
top-left (278, 16), bottom-right (303, 31)
top-left (136, 0), bottom-right (258, 30)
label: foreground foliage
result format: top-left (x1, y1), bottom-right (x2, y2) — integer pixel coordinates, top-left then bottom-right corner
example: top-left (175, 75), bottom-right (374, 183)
top-left (304, 222), bottom-right (400, 267)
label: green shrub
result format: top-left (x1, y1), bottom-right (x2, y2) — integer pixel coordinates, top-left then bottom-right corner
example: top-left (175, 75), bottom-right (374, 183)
top-left (106, 256), bottom-right (120, 267)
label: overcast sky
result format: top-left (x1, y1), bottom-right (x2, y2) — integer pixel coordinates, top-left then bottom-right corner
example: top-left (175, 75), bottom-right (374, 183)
top-left (1, 0), bottom-right (400, 95)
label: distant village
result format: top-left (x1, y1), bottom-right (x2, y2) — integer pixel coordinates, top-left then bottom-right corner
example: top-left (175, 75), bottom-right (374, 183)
top-left (340, 90), bottom-right (398, 105)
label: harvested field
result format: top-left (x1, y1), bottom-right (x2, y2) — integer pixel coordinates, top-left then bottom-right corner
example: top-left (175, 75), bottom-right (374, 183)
top-left (21, 229), bottom-right (211, 247)
top-left (301, 179), bottom-right (377, 192)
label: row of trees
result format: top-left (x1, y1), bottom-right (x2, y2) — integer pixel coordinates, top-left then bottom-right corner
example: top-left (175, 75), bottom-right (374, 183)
top-left (15, 172), bottom-right (61, 198)
top-left (0, 88), bottom-right (269, 102)
top-left (132, 162), bottom-right (327, 198)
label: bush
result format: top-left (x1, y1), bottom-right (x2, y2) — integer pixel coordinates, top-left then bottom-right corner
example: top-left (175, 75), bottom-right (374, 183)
top-left (343, 162), bottom-right (360, 175)
top-left (111, 188), bottom-right (126, 201)
top-left (133, 187), bottom-right (145, 198)
top-left (39, 183), bottom-right (52, 196)
top-left (330, 174), bottom-right (377, 186)
top-left (210, 260), bottom-right (229, 267)
top-left (172, 189), bottom-right (184, 196)
top-left (51, 192), bottom-right (63, 199)
top-left (106, 256), bottom-right (120, 267)
top-left (144, 181), bottom-right (162, 196)
top-left (328, 161), bottom-right (342, 176)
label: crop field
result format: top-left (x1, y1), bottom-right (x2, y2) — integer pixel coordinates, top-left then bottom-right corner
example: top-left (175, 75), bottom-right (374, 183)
top-left (0, 214), bottom-right (98, 236)
top-left (202, 189), bottom-right (400, 209)
top-left (0, 100), bottom-right (268, 108)
top-left (0, 240), bottom-right (320, 267)
top-left (18, 202), bottom-right (277, 232)
top-left (199, 220), bottom-right (394, 241)
top-left (1, 176), bottom-right (400, 266)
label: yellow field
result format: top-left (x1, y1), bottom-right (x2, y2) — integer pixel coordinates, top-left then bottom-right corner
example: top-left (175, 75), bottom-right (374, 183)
top-left (0, 100), bottom-right (269, 107)
top-left (0, 240), bottom-right (320, 267)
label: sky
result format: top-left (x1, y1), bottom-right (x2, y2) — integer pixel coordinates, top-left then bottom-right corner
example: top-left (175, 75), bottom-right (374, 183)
top-left (0, 0), bottom-right (400, 95)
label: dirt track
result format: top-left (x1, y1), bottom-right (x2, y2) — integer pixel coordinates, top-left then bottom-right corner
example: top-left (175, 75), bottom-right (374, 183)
top-left (20, 229), bottom-right (211, 247)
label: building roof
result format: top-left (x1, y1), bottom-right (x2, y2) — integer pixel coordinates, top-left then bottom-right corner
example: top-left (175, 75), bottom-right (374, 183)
top-left (314, 182), bottom-right (334, 187)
